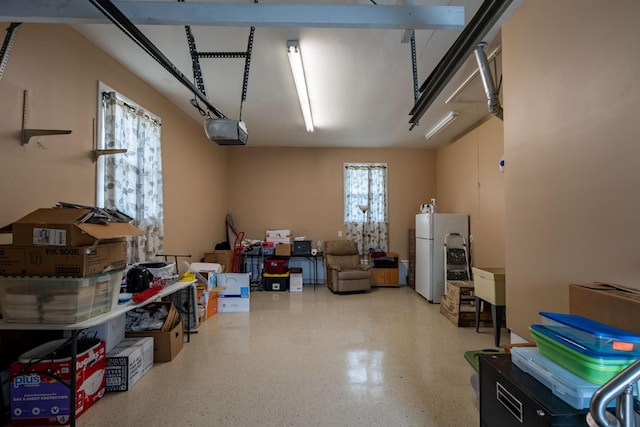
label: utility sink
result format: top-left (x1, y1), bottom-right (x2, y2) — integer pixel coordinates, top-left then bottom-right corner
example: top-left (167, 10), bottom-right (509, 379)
top-left (472, 267), bottom-right (506, 306)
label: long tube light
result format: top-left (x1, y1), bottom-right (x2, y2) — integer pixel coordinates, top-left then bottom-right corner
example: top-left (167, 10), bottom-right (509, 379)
top-left (287, 40), bottom-right (314, 132)
top-left (424, 111), bottom-right (458, 140)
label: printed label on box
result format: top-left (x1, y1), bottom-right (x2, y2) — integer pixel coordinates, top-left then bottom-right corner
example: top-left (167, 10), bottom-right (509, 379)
top-left (32, 228), bottom-right (67, 246)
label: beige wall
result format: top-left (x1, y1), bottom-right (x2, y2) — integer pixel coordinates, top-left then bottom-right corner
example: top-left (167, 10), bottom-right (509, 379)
top-left (226, 147), bottom-right (436, 260)
top-left (0, 23), bottom-right (439, 267)
top-left (436, 116), bottom-right (505, 268)
top-left (502, 1), bottom-right (640, 338)
top-left (0, 24), bottom-right (230, 261)
top-left (3, 3), bottom-right (633, 344)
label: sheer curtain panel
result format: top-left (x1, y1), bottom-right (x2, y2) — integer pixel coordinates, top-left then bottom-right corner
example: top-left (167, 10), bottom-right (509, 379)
top-left (102, 91), bottom-right (164, 263)
top-left (344, 163), bottom-right (388, 255)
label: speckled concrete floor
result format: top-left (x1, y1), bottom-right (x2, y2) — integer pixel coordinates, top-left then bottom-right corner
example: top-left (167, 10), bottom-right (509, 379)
top-left (79, 285), bottom-right (509, 427)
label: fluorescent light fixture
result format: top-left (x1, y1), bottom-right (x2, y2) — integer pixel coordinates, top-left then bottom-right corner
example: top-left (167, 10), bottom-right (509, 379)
top-left (425, 111), bottom-right (459, 140)
top-left (287, 40), bottom-right (314, 132)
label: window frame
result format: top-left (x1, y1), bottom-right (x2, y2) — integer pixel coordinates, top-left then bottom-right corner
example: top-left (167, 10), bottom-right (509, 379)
top-left (95, 81), bottom-right (162, 208)
top-left (343, 162), bottom-right (388, 224)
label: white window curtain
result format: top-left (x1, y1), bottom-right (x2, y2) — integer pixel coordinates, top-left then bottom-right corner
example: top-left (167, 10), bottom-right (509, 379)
top-left (102, 91), bottom-right (164, 263)
top-left (344, 163), bottom-right (388, 255)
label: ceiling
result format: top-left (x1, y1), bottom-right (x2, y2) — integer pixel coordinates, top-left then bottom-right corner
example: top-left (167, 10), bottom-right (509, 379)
top-left (3, 0), bottom-right (520, 148)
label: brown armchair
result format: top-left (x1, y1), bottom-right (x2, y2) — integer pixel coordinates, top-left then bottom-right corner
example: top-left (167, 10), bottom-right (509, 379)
top-left (323, 240), bottom-right (372, 293)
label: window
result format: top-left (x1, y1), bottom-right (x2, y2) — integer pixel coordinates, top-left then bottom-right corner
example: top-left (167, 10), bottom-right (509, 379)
top-left (96, 82), bottom-right (164, 263)
top-left (344, 163), bottom-right (388, 254)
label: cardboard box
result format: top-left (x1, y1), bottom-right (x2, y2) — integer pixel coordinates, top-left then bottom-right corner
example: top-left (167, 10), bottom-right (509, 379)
top-left (3, 208), bottom-right (142, 247)
top-left (570, 283), bottom-right (640, 335)
top-left (439, 293), bottom-right (494, 327)
top-left (126, 319), bottom-right (184, 362)
top-left (275, 244), bottom-right (292, 257)
top-left (204, 250), bottom-right (234, 273)
top-left (125, 302), bottom-right (179, 333)
top-left (196, 285), bottom-right (218, 319)
top-left (28, 242), bottom-right (127, 277)
top-left (440, 280), bottom-right (500, 327)
top-left (207, 291), bottom-right (218, 318)
top-left (290, 273), bottom-right (303, 292)
top-left (218, 295), bottom-right (250, 312)
top-left (0, 245), bottom-right (26, 275)
top-left (217, 273), bottom-right (250, 312)
top-left (8, 241), bottom-right (127, 277)
top-left (10, 340), bottom-right (106, 425)
top-left (125, 303), bottom-right (183, 362)
top-left (266, 229), bottom-right (291, 244)
top-left (105, 337), bottom-right (154, 392)
top-left (197, 270), bottom-right (217, 290)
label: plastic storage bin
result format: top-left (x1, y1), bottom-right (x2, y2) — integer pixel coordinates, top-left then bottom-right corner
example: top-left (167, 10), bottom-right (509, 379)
top-left (464, 348), bottom-right (504, 410)
top-left (511, 346), bottom-right (615, 409)
top-left (264, 258), bottom-right (289, 274)
top-left (530, 324), bottom-right (637, 384)
top-left (0, 270), bottom-right (123, 323)
top-left (540, 311), bottom-right (640, 355)
top-left (263, 272), bottom-right (289, 291)
top-left (262, 247), bottom-right (275, 257)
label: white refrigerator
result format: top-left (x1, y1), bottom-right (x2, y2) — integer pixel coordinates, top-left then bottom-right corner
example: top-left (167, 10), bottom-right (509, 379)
top-left (415, 213), bottom-right (469, 303)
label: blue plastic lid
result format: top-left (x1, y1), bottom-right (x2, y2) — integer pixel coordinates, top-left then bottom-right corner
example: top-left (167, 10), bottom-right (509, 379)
top-left (540, 312), bottom-right (640, 354)
top-left (531, 324), bottom-right (640, 361)
top-left (540, 312), bottom-right (640, 340)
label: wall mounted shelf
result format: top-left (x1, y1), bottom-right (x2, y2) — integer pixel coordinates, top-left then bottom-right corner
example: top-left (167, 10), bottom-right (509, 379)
top-left (21, 129), bottom-right (72, 146)
top-left (21, 90), bottom-right (72, 145)
top-left (91, 149), bottom-right (127, 163)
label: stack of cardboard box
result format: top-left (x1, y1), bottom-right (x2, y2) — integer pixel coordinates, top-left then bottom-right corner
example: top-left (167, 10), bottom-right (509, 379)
top-left (0, 208), bottom-right (142, 277)
top-left (0, 207), bottom-right (143, 425)
top-left (0, 207), bottom-right (143, 326)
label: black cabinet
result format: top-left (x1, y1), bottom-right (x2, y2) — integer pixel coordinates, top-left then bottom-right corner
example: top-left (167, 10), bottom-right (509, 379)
top-left (479, 354), bottom-right (589, 427)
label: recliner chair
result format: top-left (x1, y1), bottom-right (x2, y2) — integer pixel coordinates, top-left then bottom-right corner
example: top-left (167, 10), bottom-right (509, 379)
top-left (324, 240), bottom-right (372, 294)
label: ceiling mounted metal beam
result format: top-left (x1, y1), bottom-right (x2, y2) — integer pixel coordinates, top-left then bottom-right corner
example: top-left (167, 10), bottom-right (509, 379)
top-left (89, 0), bottom-right (226, 119)
top-left (0, 1), bottom-right (464, 30)
top-left (408, 0), bottom-right (516, 128)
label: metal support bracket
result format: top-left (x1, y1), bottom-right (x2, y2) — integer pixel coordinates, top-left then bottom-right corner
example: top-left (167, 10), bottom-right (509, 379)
top-left (21, 90), bottom-right (72, 145)
top-left (182, 0), bottom-right (256, 121)
top-left (0, 22), bottom-right (20, 80)
top-left (91, 148), bottom-right (127, 162)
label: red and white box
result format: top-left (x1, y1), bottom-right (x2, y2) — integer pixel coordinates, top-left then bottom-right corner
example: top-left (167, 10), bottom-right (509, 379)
top-left (10, 339), bottom-right (106, 425)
